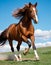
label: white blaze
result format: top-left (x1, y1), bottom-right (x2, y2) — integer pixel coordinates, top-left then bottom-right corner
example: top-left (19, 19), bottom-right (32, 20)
top-left (35, 13), bottom-right (38, 22)
top-left (33, 8), bottom-right (38, 22)
top-left (33, 8), bottom-right (35, 11)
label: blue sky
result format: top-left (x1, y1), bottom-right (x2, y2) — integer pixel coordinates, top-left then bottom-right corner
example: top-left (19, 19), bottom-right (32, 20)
top-left (0, 0), bottom-right (51, 52)
top-left (0, 0), bottom-right (51, 30)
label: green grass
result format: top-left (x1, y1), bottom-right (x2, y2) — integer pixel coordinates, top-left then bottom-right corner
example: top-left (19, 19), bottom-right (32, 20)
top-left (0, 47), bottom-right (51, 65)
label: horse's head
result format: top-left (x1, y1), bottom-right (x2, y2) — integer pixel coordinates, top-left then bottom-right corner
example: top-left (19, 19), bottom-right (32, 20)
top-left (12, 2), bottom-right (38, 24)
top-left (28, 2), bottom-right (38, 24)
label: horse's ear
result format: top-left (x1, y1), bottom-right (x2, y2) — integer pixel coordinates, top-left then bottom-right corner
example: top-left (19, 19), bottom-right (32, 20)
top-left (34, 2), bottom-right (37, 7)
top-left (29, 2), bottom-right (32, 7)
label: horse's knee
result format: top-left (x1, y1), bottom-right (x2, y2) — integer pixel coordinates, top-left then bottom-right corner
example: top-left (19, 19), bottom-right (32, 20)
top-left (33, 45), bottom-right (36, 50)
top-left (26, 40), bottom-right (31, 48)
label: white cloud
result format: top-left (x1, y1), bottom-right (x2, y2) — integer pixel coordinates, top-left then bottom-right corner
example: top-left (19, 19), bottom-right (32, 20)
top-left (0, 44), bottom-right (11, 52)
top-left (0, 41), bottom-right (51, 52)
top-left (0, 30), bottom-right (2, 33)
top-left (35, 29), bottom-right (51, 40)
top-left (35, 42), bottom-right (51, 48)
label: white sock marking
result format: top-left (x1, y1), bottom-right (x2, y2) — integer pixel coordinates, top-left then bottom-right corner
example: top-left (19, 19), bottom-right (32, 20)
top-left (14, 54), bottom-right (19, 61)
top-left (34, 50), bottom-right (39, 58)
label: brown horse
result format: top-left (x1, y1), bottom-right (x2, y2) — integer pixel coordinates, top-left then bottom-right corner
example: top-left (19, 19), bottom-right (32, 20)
top-left (0, 2), bottom-right (39, 61)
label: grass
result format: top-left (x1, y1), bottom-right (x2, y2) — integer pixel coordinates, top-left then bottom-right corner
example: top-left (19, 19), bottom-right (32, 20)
top-left (0, 47), bottom-right (51, 65)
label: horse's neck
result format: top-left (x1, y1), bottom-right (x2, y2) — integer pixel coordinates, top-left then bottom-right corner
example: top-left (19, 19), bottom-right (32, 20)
top-left (21, 16), bottom-right (32, 27)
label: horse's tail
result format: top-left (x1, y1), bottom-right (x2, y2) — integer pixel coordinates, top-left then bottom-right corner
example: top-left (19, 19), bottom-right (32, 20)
top-left (0, 29), bottom-right (8, 46)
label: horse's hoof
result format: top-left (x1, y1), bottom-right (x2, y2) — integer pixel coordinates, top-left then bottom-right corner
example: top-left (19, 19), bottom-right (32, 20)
top-left (14, 54), bottom-right (19, 61)
top-left (34, 56), bottom-right (40, 61)
top-left (23, 48), bottom-right (28, 55)
top-left (23, 52), bottom-right (26, 55)
top-left (14, 54), bottom-right (22, 61)
top-left (18, 54), bottom-right (22, 61)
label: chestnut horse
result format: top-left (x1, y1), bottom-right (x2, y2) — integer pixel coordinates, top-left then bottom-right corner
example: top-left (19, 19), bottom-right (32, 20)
top-left (0, 2), bottom-right (39, 60)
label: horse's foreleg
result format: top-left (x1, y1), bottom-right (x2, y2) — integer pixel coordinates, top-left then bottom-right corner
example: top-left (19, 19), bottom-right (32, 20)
top-left (22, 35), bottom-right (31, 47)
top-left (21, 35), bottom-right (31, 55)
top-left (30, 35), bottom-right (39, 60)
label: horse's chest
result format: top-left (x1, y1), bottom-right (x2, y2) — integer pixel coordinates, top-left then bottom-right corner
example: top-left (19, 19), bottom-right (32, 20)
top-left (20, 27), bottom-right (34, 36)
top-left (19, 22), bottom-right (34, 37)
top-left (22, 27), bottom-right (27, 34)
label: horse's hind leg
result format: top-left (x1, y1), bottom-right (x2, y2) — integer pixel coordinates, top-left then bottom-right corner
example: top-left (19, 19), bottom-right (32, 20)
top-left (30, 35), bottom-right (39, 60)
top-left (16, 40), bottom-right (22, 61)
top-left (16, 41), bottom-right (22, 52)
top-left (9, 40), bottom-right (14, 52)
top-left (9, 40), bottom-right (20, 61)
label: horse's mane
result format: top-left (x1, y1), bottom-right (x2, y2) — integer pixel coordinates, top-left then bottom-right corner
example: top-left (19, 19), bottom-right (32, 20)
top-left (12, 3), bottom-right (30, 19)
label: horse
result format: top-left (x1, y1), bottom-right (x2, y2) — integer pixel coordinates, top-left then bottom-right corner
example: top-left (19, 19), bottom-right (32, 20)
top-left (0, 2), bottom-right (39, 61)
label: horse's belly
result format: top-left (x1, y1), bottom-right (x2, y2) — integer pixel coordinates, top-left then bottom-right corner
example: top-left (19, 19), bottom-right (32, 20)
top-left (12, 33), bottom-right (21, 41)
